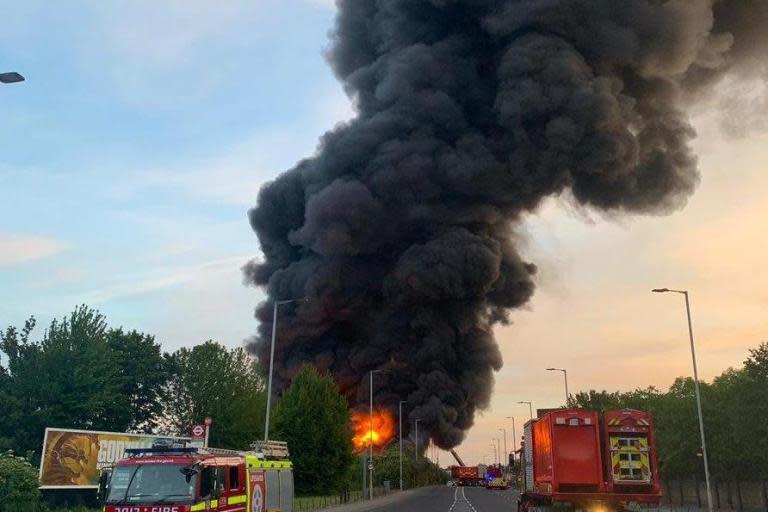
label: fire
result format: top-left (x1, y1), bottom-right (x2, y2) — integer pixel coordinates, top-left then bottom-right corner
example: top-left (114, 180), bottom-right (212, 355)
top-left (351, 409), bottom-right (396, 453)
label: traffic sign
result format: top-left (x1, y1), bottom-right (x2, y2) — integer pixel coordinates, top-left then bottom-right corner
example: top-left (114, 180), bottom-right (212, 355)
top-left (192, 425), bottom-right (205, 437)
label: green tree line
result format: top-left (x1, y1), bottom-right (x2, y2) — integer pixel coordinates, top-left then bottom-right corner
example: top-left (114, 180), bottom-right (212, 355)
top-left (0, 305), bottom-right (266, 459)
top-left (572, 342), bottom-right (768, 481)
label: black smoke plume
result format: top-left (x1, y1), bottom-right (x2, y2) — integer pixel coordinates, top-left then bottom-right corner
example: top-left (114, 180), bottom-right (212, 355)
top-left (245, 0), bottom-right (768, 449)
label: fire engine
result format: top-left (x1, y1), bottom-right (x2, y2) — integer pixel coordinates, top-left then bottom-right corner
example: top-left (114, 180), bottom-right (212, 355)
top-left (99, 439), bottom-right (293, 512)
top-left (518, 409), bottom-right (662, 512)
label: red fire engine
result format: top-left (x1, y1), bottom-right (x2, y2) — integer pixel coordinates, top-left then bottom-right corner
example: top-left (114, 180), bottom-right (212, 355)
top-left (99, 439), bottom-right (293, 512)
top-left (518, 409), bottom-right (662, 512)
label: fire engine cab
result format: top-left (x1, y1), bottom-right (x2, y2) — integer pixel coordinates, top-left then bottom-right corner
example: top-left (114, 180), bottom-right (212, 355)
top-left (100, 439), bottom-right (293, 512)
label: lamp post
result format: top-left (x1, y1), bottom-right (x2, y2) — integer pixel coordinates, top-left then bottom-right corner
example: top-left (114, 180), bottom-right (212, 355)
top-left (0, 72), bottom-right (24, 84)
top-left (369, 369), bottom-right (384, 500)
top-left (518, 401), bottom-right (533, 421)
top-left (652, 288), bottom-right (713, 512)
top-left (546, 368), bottom-right (570, 406)
top-left (265, 298), bottom-right (306, 440)
top-left (506, 416), bottom-right (517, 464)
top-left (498, 428), bottom-right (508, 469)
top-left (414, 419), bottom-right (422, 487)
top-left (399, 400), bottom-right (407, 491)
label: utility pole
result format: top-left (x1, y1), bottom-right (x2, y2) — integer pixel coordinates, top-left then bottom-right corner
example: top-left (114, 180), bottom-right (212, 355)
top-left (369, 370), bottom-right (383, 500)
top-left (518, 401), bottom-right (533, 421)
top-left (265, 298), bottom-right (305, 440)
top-left (399, 400), bottom-right (407, 491)
top-left (652, 288), bottom-right (713, 512)
top-left (414, 419), bottom-right (421, 487)
top-left (546, 368), bottom-right (569, 406)
top-left (506, 416), bottom-right (517, 464)
top-left (498, 428), bottom-right (507, 469)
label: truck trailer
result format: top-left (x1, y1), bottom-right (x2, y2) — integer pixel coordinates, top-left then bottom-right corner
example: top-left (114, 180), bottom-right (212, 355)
top-left (519, 409), bottom-right (661, 512)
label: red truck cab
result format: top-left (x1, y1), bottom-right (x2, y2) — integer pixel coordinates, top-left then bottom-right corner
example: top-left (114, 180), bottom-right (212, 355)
top-left (101, 441), bottom-right (293, 512)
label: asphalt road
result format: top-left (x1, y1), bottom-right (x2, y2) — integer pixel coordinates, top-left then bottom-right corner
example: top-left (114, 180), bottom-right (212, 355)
top-left (326, 485), bottom-right (518, 512)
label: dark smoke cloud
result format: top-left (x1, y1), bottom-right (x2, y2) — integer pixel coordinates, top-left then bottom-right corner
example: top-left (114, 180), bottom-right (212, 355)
top-left (245, 0), bottom-right (768, 449)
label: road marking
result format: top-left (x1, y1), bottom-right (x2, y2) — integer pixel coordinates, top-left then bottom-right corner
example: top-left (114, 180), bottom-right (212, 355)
top-left (461, 487), bottom-right (478, 512)
top-left (449, 486), bottom-right (459, 511)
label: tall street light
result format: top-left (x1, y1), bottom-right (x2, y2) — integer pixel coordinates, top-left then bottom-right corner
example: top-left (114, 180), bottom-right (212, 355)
top-left (489, 443), bottom-right (497, 466)
top-left (369, 369), bottom-right (384, 500)
top-left (652, 288), bottom-right (713, 512)
top-left (399, 400), bottom-right (407, 491)
top-left (498, 428), bottom-right (507, 469)
top-left (518, 401), bottom-right (533, 421)
top-left (414, 419), bottom-right (422, 487)
top-left (506, 416), bottom-right (517, 464)
top-left (265, 298), bottom-right (306, 440)
top-left (494, 438), bottom-right (501, 466)
top-left (0, 72), bottom-right (24, 84)
top-left (546, 368), bottom-right (570, 406)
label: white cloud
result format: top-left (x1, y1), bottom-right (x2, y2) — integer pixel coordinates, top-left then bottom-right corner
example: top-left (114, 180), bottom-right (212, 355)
top-left (0, 234), bottom-right (66, 266)
top-left (78, 255), bottom-right (250, 304)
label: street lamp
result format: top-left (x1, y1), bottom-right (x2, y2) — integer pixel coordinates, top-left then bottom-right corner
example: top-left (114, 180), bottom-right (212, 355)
top-left (399, 400), bottom-right (407, 491)
top-left (518, 401), bottom-right (533, 421)
top-left (369, 369), bottom-right (384, 500)
top-left (506, 416), bottom-right (517, 464)
top-left (414, 419), bottom-right (422, 487)
top-left (652, 288), bottom-right (713, 512)
top-left (265, 298), bottom-right (307, 440)
top-left (546, 368), bottom-right (570, 406)
top-left (0, 72), bottom-right (24, 84)
top-left (489, 443), bottom-right (497, 466)
top-left (498, 428), bottom-right (507, 469)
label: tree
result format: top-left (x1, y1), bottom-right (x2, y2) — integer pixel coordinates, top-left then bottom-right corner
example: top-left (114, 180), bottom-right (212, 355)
top-left (0, 451), bottom-right (40, 507)
top-left (162, 341), bottom-right (266, 449)
top-left (272, 365), bottom-right (355, 495)
top-left (0, 307), bottom-right (132, 458)
top-left (106, 328), bottom-right (169, 432)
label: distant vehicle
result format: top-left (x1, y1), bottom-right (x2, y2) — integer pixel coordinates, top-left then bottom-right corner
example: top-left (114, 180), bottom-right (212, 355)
top-left (518, 409), bottom-right (662, 512)
top-left (448, 450), bottom-right (488, 487)
top-left (486, 477), bottom-right (510, 490)
top-left (98, 439), bottom-right (294, 512)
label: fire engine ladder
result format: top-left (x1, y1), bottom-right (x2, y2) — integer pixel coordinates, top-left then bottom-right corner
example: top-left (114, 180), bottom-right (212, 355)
top-left (251, 440), bottom-right (290, 460)
top-left (449, 449), bottom-right (466, 467)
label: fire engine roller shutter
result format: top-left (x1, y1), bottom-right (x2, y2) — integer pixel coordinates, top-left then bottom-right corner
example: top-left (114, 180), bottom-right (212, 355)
top-left (266, 469), bottom-right (280, 511)
top-left (279, 469), bottom-right (293, 512)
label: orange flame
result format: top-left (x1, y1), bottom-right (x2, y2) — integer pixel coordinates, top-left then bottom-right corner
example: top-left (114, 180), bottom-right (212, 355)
top-left (351, 409), bottom-right (396, 453)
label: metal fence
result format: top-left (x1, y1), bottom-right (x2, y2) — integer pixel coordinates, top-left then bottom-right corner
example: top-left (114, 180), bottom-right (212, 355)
top-left (294, 486), bottom-right (392, 512)
top-left (659, 480), bottom-right (768, 512)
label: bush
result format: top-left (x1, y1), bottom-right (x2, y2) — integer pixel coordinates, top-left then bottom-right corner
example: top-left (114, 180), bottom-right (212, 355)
top-left (0, 451), bottom-right (41, 506)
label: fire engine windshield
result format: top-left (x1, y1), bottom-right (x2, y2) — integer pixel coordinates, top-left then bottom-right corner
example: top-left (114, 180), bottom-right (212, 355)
top-left (106, 464), bottom-right (196, 504)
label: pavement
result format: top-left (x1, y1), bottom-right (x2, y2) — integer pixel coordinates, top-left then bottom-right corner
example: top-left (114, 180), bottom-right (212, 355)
top-left (318, 485), bottom-right (518, 512)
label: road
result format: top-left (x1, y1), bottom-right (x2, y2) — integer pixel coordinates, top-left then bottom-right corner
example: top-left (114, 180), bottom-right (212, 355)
top-left (324, 486), bottom-right (518, 512)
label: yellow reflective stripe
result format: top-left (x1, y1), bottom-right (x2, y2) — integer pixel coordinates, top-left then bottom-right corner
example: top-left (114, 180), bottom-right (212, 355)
top-left (229, 494), bottom-right (247, 504)
top-left (189, 500), bottom-right (218, 510)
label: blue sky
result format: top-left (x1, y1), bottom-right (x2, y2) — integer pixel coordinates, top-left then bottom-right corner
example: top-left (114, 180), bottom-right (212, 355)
top-left (1, 0), bottom-right (350, 349)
